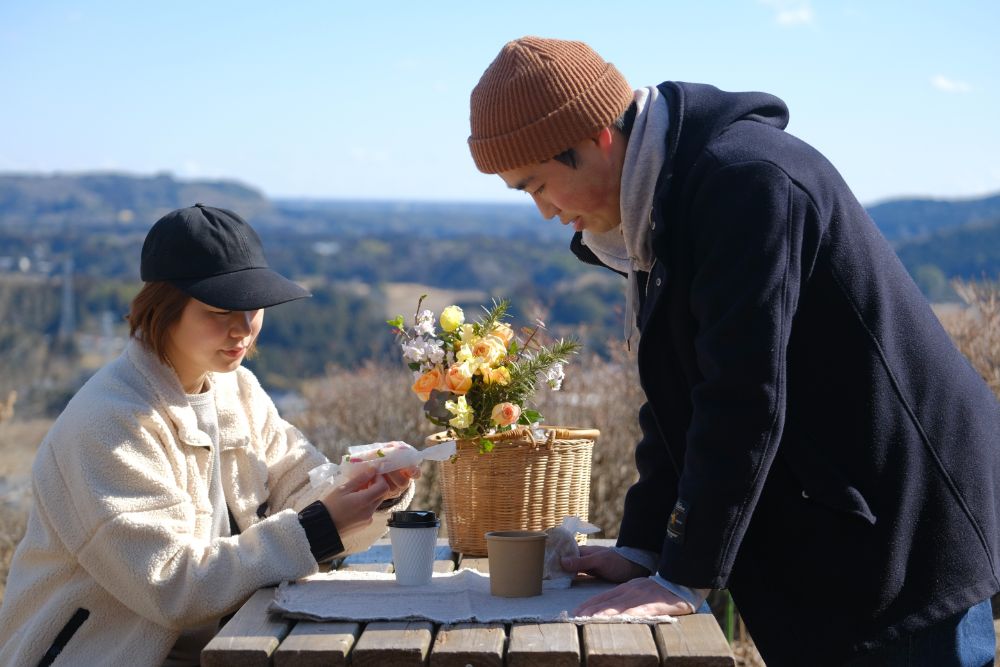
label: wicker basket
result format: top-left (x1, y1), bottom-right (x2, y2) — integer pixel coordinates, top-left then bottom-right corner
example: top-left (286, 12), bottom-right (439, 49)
top-left (426, 425), bottom-right (598, 556)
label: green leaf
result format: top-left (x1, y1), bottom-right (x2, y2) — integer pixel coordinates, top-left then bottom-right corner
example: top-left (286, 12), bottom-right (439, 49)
top-left (478, 438), bottom-right (495, 454)
top-left (519, 409), bottom-right (542, 425)
top-left (387, 315), bottom-right (405, 330)
top-left (376, 449), bottom-right (385, 458)
top-left (508, 340), bottom-right (519, 355)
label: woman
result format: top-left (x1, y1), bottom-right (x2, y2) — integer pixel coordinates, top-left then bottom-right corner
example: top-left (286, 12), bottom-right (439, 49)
top-left (0, 204), bottom-right (418, 666)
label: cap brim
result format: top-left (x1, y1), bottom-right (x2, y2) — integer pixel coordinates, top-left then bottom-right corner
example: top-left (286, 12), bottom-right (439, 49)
top-left (172, 268), bottom-right (312, 311)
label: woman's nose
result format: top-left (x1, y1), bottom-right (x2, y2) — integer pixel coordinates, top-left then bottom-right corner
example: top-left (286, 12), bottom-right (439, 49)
top-left (231, 311), bottom-right (253, 336)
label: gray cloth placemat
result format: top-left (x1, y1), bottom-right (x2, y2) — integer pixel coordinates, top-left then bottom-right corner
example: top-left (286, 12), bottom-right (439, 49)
top-left (271, 569), bottom-right (676, 624)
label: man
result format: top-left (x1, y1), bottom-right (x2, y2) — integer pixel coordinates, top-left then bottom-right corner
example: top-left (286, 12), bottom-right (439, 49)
top-left (468, 36), bottom-right (1000, 666)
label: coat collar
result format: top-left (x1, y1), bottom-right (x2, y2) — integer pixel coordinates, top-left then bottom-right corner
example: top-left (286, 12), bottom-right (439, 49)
top-left (124, 339), bottom-right (250, 451)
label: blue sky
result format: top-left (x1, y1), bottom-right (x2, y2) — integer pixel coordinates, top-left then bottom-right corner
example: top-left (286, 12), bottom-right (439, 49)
top-left (1, 1), bottom-right (997, 206)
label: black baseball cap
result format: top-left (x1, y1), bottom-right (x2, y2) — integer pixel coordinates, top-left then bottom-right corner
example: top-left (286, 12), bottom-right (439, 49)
top-left (140, 204), bottom-right (311, 310)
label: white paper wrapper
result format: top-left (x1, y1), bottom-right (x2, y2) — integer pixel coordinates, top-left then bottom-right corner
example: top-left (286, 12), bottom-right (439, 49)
top-left (308, 440), bottom-right (457, 490)
top-left (543, 516), bottom-right (602, 585)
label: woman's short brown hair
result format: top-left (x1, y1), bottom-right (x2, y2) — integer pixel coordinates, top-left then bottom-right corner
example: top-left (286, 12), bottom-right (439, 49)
top-left (127, 282), bottom-right (190, 364)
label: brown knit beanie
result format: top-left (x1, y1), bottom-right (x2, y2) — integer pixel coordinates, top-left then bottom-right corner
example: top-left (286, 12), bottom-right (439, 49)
top-left (468, 36), bottom-right (634, 174)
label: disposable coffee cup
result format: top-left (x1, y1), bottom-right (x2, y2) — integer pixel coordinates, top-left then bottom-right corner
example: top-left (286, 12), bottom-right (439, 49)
top-left (485, 530), bottom-right (548, 597)
top-left (388, 510), bottom-right (440, 586)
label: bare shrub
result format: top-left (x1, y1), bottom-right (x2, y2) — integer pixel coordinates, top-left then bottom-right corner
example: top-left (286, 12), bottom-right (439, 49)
top-left (937, 278), bottom-right (1000, 399)
top-left (532, 344), bottom-right (644, 538)
top-left (291, 344), bottom-right (645, 538)
top-left (0, 417), bottom-right (49, 603)
top-left (293, 361), bottom-right (443, 513)
top-left (0, 504), bottom-right (28, 602)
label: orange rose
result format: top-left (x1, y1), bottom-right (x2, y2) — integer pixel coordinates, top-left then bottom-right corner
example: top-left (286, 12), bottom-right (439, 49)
top-left (490, 402), bottom-right (522, 427)
top-left (444, 362), bottom-right (474, 395)
top-left (411, 366), bottom-right (446, 401)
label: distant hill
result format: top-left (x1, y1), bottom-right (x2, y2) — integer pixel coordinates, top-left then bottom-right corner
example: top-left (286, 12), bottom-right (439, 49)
top-left (1, 171), bottom-right (997, 299)
top-left (271, 198), bottom-right (559, 240)
top-left (0, 172), bottom-right (272, 229)
top-left (866, 193), bottom-right (1000, 244)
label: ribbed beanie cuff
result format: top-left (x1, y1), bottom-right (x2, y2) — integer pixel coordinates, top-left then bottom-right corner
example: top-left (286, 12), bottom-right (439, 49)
top-left (468, 36), bottom-right (634, 174)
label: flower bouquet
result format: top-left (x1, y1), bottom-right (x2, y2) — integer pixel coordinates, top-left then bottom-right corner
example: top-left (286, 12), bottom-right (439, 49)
top-left (389, 298), bottom-right (599, 555)
top-left (388, 297), bottom-right (580, 452)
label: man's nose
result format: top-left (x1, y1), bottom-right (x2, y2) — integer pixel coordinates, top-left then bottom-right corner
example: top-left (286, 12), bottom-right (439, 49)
top-left (532, 193), bottom-right (559, 220)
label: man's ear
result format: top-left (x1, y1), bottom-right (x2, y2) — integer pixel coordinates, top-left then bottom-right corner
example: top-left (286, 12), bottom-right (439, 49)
top-left (593, 127), bottom-right (614, 155)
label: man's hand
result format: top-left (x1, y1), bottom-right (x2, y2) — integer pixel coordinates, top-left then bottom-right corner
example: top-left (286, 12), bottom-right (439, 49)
top-left (560, 545), bottom-right (650, 583)
top-left (573, 577), bottom-right (695, 617)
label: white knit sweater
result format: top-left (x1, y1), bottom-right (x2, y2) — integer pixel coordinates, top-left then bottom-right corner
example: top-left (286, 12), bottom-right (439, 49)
top-left (0, 340), bottom-right (410, 666)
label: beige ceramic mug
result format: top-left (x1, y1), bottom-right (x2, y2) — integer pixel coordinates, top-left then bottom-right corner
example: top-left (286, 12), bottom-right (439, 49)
top-left (485, 530), bottom-right (548, 597)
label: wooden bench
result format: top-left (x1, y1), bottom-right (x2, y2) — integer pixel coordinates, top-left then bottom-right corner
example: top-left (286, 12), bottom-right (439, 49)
top-left (202, 538), bottom-right (736, 666)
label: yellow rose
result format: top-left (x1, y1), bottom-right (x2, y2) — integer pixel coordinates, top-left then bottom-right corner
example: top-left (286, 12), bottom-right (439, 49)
top-left (472, 335), bottom-right (507, 367)
top-left (439, 305), bottom-right (465, 332)
top-left (446, 395), bottom-right (475, 429)
top-left (490, 402), bottom-right (522, 427)
top-left (491, 323), bottom-right (515, 347)
top-left (444, 361), bottom-right (474, 395)
top-left (411, 366), bottom-right (445, 401)
top-left (481, 365), bottom-right (510, 386)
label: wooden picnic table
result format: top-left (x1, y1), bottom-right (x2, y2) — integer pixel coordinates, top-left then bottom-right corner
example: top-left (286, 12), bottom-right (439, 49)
top-left (201, 538), bottom-right (736, 666)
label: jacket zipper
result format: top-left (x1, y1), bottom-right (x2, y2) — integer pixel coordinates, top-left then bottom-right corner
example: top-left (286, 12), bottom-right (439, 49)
top-left (38, 607), bottom-right (89, 667)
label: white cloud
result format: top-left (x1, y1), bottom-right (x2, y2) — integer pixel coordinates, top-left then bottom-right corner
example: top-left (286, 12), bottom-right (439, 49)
top-left (930, 75), bottom-right (972, 93)
top-left (758, 0), bottom-right (815, 26)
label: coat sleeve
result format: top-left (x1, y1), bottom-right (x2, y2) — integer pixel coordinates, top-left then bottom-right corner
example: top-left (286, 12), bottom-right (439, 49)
top-left (657, 160), bottom-right (804, 588)
top-left (35, 413), bottom-right (319, 631)
top-left (617, 401), bottom-right (682, 554)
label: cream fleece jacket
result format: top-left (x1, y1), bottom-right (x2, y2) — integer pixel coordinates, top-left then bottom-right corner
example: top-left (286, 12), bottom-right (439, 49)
top-left (0, 340), bottom-right (411, 666)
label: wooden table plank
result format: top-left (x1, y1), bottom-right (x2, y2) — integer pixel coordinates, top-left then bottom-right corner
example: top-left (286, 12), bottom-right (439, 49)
top-left (344, 538), bottom-right (455, 575)
top-left (340, 561), bottom-right (394, 573)
top-left (201, 588), bottom-right (293, 667)
top-left (582, 623), bottom-right (660, 667)
top-left (994, 619), bottom-right (1000, 664)
top-left (352, 620), bottom-right (434, 666)
top-left (430, 622), bottom-right (505, 666)
top-left (343, 538), bottom-right (454, 564)
top-left (273, 621), bottom-right (360, 667)
top-left (457, 556), bottom-right (490, 573)
top-left (433, 559), bottom-right (456, 573)
top-left (508, 622), bottom-right (580, 667)
top-left (654, 615), bottom-right (736, 666)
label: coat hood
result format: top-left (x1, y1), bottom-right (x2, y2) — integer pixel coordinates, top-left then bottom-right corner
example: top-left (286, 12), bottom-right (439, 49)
top-left (660, 81), bottom-right (789, 193)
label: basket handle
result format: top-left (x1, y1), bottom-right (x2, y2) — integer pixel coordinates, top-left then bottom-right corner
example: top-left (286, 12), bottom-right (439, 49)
top-left (542, 426), bottom-right (601, 441)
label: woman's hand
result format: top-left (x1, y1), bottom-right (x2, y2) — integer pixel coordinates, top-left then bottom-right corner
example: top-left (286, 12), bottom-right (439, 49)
top-left (320, 466), bottom-right (422, 537)
top-left (320, 470), bottom-right (393, 537)
top-left (382, 465), bottom-right (421, 499)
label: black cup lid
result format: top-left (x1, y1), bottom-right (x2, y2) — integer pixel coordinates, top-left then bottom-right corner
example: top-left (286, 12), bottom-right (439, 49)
top-left (388, 510), bottom-right (439, 527)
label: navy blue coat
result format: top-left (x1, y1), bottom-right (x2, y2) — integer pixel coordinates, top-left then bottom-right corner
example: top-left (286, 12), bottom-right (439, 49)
top-left (571, 81), bottom-right (1000, 665)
